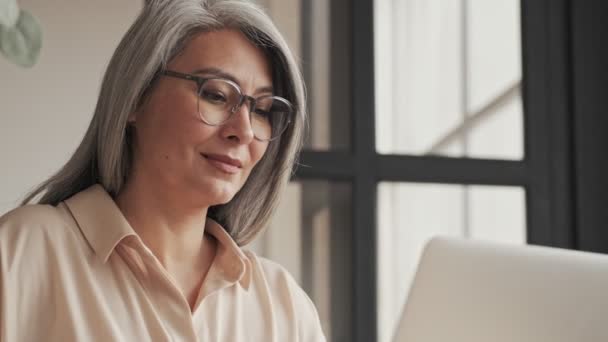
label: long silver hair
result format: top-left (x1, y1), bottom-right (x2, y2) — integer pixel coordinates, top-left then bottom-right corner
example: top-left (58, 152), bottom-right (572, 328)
top-left (22, 0), bottom-right (306, 245)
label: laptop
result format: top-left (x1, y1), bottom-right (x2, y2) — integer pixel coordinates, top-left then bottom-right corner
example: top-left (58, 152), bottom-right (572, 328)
top-left (393, 237), bottom-right (608, 342)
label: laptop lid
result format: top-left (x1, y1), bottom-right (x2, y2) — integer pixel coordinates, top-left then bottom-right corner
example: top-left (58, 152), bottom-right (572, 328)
top-left (394, 237), bottom-right (608, 342)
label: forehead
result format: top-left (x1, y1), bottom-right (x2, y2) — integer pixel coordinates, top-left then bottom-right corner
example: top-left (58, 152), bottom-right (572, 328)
top-left (169, 29), bottom-right (273, 87)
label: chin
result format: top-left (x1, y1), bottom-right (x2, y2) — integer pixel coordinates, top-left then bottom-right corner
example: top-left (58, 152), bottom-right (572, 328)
top-left (198, 183), bottom-right (238, 206)
top-left (213, 193), bottom-right (236, 206)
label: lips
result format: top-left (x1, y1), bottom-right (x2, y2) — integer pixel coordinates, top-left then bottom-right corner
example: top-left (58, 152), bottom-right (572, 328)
top-left (201, 153), bottom-right (243, 174)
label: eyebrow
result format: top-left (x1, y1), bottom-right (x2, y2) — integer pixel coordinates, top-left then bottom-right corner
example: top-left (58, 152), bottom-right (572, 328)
top-left (191, 67), bottom-right (274, 95)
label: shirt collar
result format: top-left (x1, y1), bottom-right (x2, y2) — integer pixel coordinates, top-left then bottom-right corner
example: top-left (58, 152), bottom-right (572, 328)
top-left (63, 184), bottom-right (251, 290)
top-left (64, 184), bottom-right (136, 263)
top-left (205, 219), bottom-right (252, 290)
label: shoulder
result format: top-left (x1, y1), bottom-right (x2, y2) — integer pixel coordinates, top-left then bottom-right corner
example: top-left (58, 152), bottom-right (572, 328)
top-left (0, 203), bottom-right (68, 227)
top-left (244, 251), bottom-right (327, 342)
top-left (246, 252), bottom-right (302, 296)
top-left (248, 252), bottom-right (296, 284)
top-left (0, 203), bottom-right (72, 238)
top-left (0, 204), bottom-right (80, 263)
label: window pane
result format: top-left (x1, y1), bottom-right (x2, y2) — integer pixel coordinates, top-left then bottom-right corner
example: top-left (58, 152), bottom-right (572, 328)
top-left (374, 0), bottom-right (523, 160)
top-left (376, 182), bottom-right (526, 342)
top-left (247, 181), bottom-right (352, 342)
top-left (263, 0), bottom-right (351, 150)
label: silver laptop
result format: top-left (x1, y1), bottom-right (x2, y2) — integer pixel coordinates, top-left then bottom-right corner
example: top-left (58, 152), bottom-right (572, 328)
top-left (394, 237), bottom-right (608, 342)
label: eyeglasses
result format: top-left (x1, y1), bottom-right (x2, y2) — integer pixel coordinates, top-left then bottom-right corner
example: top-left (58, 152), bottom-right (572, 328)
top-left (161, 70), bottom-right (293, 141)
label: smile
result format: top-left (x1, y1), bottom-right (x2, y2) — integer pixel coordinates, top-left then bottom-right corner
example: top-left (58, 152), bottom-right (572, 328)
top-left (201, 153), bottom-right (242, 174)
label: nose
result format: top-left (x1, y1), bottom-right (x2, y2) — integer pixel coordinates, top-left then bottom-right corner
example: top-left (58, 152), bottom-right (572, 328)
top-left (220, 99), bottom-right (255, 144)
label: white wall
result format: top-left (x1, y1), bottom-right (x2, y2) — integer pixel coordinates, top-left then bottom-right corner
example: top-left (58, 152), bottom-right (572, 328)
top-left (0, 0), bottom-right (141, 214)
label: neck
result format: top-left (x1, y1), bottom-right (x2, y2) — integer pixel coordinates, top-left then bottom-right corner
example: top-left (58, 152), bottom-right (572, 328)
top-left (114, 175), bottom-right (211, 270)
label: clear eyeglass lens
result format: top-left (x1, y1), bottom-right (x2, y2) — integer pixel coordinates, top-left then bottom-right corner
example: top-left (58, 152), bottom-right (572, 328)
top-left (197, 79), bottom-right (293, 141)
top-left (197, 79), bottom-right (240, 124)
top-left (253, 97), bottom-right (292, 141)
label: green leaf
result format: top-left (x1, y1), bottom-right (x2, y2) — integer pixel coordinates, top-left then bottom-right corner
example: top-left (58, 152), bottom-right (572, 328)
top-left (0, 0), bottom-right (19, 28)
top-left (0, 9), bottom-right (42, 68)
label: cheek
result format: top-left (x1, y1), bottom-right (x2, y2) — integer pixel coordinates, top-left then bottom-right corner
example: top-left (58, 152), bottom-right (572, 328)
top-left (250, 142), bottom-right (269, 167)
top-left (141, 88), bottom-right (200, 138)
top-left (241, 142), bottom-right (269, 181)
top-left (140, 102), bottom-right (201, 151)
top-left (134, 113), bottom-right (208, 179)
top-left (138, 119), bottom-right (184, 159)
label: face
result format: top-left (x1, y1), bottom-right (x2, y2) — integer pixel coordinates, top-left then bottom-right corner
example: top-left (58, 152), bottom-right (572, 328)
top-left (129, 29), bottom-right (272, 207)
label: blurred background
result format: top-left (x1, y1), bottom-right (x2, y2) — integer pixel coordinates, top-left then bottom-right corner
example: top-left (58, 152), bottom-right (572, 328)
top-left (1, 1), bottom-right (607, 342)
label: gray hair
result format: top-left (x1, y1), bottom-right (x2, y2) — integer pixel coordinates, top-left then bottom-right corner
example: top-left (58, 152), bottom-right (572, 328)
top-left (22, 0), bottom-right (306, 245)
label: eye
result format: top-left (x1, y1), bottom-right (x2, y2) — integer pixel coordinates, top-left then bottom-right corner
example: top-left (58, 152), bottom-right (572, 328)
top-left (201, 90), bottom-right (227, 104)
top-left (253, 108), bottom-right (272, 118)
top-left (253, 97), bottom-right (276, 119)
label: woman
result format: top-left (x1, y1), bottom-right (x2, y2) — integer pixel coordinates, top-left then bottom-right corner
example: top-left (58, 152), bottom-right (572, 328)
top-left (0, 0), bottom-right (326, 341)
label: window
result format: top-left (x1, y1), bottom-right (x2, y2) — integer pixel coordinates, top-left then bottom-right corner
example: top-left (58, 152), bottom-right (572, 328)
top-left (252, 1), bottom-right (587, 341)
top-left (374, 1), bottom-right (524, 340)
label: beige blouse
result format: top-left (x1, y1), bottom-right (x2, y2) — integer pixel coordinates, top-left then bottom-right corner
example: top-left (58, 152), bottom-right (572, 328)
top-left (0, 185), bottom-right (326, 341)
